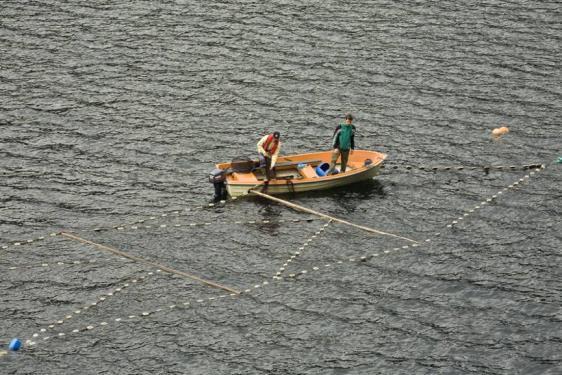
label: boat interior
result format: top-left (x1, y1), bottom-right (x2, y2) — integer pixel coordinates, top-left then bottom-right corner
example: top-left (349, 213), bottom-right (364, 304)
top-left (231, 159), bottom-right (361, 182)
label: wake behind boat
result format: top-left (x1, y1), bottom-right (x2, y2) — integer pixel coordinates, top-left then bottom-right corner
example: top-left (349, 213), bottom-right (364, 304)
top-left (211, 149), bottom-right (387, 197)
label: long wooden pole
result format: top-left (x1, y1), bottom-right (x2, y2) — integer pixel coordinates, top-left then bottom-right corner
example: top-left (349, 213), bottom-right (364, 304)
top-left (250, 190), bottom-right (419, 244)
top-left (60, 232), bottom-right (240, 295)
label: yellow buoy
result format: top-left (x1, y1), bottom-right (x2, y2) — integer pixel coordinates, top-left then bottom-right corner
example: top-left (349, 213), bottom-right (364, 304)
top-left (492, 126), bottom-right (509, 138)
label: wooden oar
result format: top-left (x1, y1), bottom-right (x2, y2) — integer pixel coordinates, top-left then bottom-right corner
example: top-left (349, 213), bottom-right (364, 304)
top-left (250, 190), bottom-right (419, 244)
top-left (60, 232), bottom-right (240, 294)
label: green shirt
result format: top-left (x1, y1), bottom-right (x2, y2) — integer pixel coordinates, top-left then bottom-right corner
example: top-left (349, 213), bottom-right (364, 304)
top-left (338, 124), bottom-right (354, 150)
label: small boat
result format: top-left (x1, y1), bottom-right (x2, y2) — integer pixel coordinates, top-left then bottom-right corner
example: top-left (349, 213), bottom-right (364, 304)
top-left (214, 149), bottom-right (387, 197)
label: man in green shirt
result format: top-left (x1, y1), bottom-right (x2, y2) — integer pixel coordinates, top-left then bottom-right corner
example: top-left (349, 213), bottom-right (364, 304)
top-left (327, 113), bottom-right (356, 175)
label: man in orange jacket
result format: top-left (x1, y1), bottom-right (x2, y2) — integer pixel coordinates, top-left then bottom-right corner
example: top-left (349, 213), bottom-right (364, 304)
top-left (257, 131), bottom-right (281, 182)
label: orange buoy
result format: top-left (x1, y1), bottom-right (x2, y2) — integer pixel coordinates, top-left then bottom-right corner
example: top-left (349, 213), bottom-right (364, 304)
top-left (492, 126), bottom-right (509, 138)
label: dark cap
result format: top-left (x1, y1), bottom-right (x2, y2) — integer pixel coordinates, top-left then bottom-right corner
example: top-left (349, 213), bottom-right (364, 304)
top-left (345, 113), bottom-right (353, 121)
top-left (273, 131), bottom-right (280, 139)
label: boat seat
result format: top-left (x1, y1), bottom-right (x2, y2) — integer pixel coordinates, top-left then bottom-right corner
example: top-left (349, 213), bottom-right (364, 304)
top-left (299, 165), bottom-right (318, 179)
top-left (230, 172), bottom-right (258, 183)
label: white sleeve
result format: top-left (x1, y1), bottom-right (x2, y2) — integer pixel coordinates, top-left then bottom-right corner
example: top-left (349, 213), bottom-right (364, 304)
top-left (257, 135), bottom-right (268, 155)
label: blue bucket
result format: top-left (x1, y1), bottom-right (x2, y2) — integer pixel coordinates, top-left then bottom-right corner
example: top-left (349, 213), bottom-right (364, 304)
top-left (315, 162), bottom-right (330, 177)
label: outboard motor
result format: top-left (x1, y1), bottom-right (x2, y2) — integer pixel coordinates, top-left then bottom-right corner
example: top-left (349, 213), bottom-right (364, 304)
top-left (209, 168), bottom-right (227, 201)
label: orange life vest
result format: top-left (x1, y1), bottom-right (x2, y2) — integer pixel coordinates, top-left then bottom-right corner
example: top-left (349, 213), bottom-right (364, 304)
top-left (262, 134), bottom-right (278, 155)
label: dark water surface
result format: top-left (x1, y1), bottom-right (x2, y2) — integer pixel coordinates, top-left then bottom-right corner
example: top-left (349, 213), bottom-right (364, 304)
top-left (1, 1), bottom-right (561, 374)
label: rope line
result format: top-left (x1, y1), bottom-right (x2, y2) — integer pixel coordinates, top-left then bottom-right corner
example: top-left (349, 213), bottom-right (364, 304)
top-left (0, 232), bottom-right (59, 252)
top-left (87, 203), bottom-right (230, 233)
top-left (24, 271), bottom-right (158, 346)
top-left (273, 220), bottom-right (332, 280)
top-left (0, 218), bottom-right (315, 254)
top-left (3, 257), bottom-right (130, 271)
top-left (381, 163), bottom-right (543, 172)
top-left (250, 190), bottom-right (419, 244)
top-left (444, 166), bottom-right (546, 228)
top-left (98, 218), bottom-right (315, 233)
top-left (0, 200), bottom-right (230, 254)
top-left (60, 232), bottom-right (240, 295)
